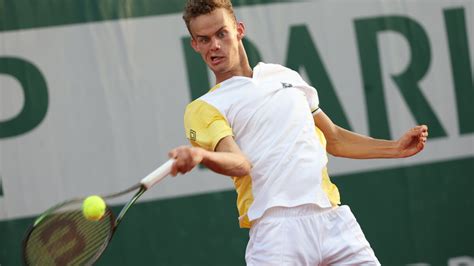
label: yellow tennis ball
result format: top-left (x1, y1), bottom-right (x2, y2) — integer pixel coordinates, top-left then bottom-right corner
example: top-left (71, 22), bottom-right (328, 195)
top-left (82, 195), bottom-right (106, 221)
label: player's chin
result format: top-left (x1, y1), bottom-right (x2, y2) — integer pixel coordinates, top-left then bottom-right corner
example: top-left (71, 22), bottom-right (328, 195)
top-left (209, 65), bottom-right (229, 76)
top-left (207, 58), bottom-right (228, 70)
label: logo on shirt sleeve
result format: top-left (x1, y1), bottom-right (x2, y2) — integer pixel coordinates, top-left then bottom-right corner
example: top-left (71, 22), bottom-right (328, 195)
top-left (281, 82), bottom-right (293, 88)
top-left (190, 129), bottom-right (197, 141)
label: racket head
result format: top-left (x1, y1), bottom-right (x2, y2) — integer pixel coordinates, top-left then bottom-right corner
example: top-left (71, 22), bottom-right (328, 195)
top-left (22, 198), bottom-right (115, 266)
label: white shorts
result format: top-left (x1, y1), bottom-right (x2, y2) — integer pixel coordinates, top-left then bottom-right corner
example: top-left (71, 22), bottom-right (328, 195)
top-left (245, 204), bottom-right (380, 266)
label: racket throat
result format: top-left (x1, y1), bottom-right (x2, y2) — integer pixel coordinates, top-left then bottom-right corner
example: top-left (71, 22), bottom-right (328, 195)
top-left (114, 186), bottom-right (147, 229)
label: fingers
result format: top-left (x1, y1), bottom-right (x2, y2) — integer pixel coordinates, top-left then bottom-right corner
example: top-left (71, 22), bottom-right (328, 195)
top-left (415, 124), bottom-right (428, 131)
top-left (413, 125), bottom-right (428, 153)
top-left (417, 138), bottom-right (426, 151)
top-left (168, 149), bottom-right (179, 176)
top-left (411, 125), bottom-right (428, 135)
top-left (418, 125), bottom-right (428, 143)
top-left (410, 125), bottom-right (428, 141)
top-left (398, 125), bottom-right (429, 158)
top-left (168, 146), bottom-right (202, 176)
top-left (168, 149), bottom-right (178, 160)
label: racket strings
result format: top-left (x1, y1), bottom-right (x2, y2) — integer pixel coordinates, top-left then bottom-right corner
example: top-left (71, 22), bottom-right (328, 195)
top-left (24, 203), bottom-right (114, 266)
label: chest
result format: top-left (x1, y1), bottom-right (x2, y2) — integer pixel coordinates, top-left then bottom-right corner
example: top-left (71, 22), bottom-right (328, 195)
top-left (226, 80), bottom-right (312, 134)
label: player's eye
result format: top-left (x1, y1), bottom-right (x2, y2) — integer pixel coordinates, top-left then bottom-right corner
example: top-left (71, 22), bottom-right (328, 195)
top-left (217, 30), bottom-right (227, 39)
top-left (197, 37), bottom-right (209, 44)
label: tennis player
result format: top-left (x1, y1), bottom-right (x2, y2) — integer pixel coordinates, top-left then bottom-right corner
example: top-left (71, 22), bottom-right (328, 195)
top-left (169, 0), bottom-right (429, 264)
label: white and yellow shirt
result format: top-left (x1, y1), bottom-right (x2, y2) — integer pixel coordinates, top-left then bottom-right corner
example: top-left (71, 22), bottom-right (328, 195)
top-left (184, 63), bottom-right (340, 228)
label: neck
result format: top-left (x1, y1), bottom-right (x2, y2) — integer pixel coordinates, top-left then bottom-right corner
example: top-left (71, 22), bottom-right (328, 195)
top-left (215, 43), bottom-right (253, 84)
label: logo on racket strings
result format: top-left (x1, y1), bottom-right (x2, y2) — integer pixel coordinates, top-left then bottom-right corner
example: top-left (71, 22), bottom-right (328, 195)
top-left (39, 218), bottom-right (86, 265)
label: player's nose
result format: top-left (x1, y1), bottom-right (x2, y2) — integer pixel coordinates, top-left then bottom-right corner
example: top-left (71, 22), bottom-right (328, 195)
top-left (210, 37), bottom-right (221, 50)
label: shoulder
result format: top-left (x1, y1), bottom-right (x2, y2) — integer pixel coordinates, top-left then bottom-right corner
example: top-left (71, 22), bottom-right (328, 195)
top-left (185, 99), bottom-right (218, 119)
top-left (185, 98), bottom-right (205, 113)
top-left (257, 63), bottom-right (320, 110)
top-left (183, 99), bottom-right (233, 151)
top-left (255, 62), bottom-right (302, 80)
top-left (256, 62), bottom-right (294, 73)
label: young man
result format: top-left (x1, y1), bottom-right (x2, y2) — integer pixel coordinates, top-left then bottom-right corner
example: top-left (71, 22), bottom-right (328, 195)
top-left (169, 0), bottom-right (429, 264)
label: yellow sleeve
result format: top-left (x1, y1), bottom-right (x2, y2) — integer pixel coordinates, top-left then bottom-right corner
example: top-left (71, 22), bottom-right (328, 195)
top-left (184, 99), bottom-right (234, 151)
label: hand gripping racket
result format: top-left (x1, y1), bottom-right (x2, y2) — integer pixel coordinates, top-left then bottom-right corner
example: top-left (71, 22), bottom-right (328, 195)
top-left (22, 159), bottom-right (175, 266)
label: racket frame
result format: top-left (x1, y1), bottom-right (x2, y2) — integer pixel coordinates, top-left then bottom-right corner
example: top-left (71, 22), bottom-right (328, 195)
top-left (22, 159), bottom-right (174, 265)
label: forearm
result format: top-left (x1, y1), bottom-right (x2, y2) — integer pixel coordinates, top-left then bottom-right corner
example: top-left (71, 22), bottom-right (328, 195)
top-left (170, 136), bottom-right (252, 177)
top-left (315, 111), bottom-right (427, 159)
top-left (200, 148), bottom-right (252, 177)
top-left (327, 126), bottom-right (400, 159)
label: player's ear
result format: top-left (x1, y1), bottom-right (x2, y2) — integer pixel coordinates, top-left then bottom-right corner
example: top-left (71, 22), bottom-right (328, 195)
top-left (190, 37), bottom-right (199, 52)
top-left (236, 22), bottom-right (245, 40)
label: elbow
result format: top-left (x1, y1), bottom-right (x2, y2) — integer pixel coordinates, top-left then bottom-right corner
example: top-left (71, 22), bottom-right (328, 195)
top-left (326, 143), bottom-right (344, 158)
top-left (235, 159), bottom-right (252, 177)
top-left (324, 128), bottom-right (345, 157)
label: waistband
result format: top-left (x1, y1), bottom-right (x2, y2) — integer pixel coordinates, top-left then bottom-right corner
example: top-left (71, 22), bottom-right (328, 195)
top-left (259, 204), bottom-right (337, 220)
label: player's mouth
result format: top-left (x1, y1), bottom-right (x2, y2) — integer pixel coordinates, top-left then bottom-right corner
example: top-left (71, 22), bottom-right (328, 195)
top-left (210, 56), bottom-right (224, 66)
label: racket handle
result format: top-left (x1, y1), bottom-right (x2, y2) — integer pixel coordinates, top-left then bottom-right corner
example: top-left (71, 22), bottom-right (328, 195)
top-left (140, 159), bottom-right (175, 189)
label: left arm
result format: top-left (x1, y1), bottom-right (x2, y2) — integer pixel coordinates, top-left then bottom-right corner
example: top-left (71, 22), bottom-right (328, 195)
top-left (314, 111), bottom-right (428, 159)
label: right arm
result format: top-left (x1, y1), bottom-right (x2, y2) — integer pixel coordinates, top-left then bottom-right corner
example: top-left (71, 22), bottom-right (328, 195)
top-left (169, 136), bottom-right (252, 177)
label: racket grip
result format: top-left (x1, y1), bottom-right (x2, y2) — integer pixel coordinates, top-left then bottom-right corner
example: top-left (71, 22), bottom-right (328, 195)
top-left (140, 159), bottom-right (175, 189)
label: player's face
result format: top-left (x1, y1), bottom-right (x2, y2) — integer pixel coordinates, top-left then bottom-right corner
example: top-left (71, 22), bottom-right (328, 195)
top-left (189, 8), bottom-right (245, 81)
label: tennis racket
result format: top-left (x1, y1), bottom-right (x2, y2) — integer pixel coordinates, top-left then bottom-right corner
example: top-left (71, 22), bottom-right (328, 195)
top-left (22, 159), bottom-right (175, 266)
